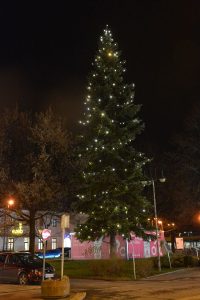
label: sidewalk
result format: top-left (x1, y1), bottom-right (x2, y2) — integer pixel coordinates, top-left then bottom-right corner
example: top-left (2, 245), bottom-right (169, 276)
top-left (0, 285), bottom-right (86, 300)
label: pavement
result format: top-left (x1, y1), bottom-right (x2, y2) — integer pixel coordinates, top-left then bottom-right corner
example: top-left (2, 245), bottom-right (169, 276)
top-left (0, 284), bottom-right (86, 300)
top-left (1, 268), bottom-right (200, 299)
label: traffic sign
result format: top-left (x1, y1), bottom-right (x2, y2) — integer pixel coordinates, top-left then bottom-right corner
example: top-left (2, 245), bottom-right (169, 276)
top-left (42, 229), bottom-right (51, 240)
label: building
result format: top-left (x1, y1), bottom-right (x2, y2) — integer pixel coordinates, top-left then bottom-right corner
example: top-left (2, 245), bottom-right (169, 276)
top-left (0, 210), bottom-right (74, 252)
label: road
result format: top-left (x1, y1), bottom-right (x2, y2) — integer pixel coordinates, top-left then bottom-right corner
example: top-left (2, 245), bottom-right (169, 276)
top-left (1, 268), bottom-right (200, 299)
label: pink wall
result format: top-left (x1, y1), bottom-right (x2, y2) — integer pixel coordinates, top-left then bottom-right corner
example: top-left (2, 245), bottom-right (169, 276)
top-left (71, 232), bottom-right (165, 260)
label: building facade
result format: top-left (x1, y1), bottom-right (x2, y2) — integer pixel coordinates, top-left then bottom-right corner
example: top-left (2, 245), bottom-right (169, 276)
top-left (0, 210), bottom-right (73, 252)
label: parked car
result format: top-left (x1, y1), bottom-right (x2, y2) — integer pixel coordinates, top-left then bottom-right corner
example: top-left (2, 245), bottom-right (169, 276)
top-left (0, 252), bottom-right (55, 285)
top-left (36, 247), bottom-right (71, 259)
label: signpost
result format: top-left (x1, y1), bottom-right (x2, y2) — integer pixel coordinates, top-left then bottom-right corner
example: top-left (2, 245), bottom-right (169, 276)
top-left (61, 214), bottom-right (69, 278)
top-left (42, 229), bottom-right (51, 280)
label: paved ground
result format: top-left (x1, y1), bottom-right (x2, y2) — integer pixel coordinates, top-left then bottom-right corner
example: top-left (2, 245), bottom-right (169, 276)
top-left (72, 268), bottom-right (200, 299)
top-left (1, 268), bottom-right (200, 299)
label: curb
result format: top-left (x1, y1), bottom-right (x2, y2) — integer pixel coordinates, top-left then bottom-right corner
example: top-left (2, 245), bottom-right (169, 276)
top-left (144, 268), bottom-right (192, 279)
top-left (69, 292), bottom-right (87, 300)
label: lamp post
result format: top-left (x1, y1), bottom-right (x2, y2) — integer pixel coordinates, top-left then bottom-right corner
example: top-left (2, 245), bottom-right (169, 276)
top-left (151, 177), bottom-right (166, 272)
top-left (152, 179), bottom-right (161, 272)
top-left (2, 198), bottom-right (15, 251)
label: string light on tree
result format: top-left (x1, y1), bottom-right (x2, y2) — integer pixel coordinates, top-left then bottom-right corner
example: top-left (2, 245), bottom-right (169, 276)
top-left (76, 25), bottom-right (151, 258)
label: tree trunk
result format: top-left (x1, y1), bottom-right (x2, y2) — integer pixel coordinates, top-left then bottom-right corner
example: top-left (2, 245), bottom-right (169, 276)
top-left (110, 232), bottom-right (117, 258)
top-left (29, 210), bottom-right (36, 255)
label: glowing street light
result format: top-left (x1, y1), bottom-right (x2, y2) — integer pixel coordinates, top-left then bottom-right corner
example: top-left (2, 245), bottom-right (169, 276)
top-left (2, 197), bottom-right (15, 251)
top-left (158, 220), bottom-right (164, 231)
top-left (7, 198), bottom-right (15, 209)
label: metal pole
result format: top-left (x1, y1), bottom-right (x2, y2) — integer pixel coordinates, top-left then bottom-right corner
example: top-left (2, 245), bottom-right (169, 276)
top-left (152, 179), bottom-right (161, 272)
top-left (61, 227), bottom-right (65, 278)
top-left (2, 210), bottom-right (6, 251)
top-left (132, 240), bottom-right (136, 280)
top-left (42, 241), bottom-right (46, 281)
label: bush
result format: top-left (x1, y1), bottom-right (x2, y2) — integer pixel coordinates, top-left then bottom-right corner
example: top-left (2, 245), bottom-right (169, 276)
top-left (134, 258), bottom-right (155, 278)
top-left (160, 255), bottom-right (172, 268)
top-left (88, 259), bottom-right (127, 277)
top-left (49, 254), bottom-right (199, 280)
top-left (183, 255), bottom-right (199, 267)
top-left (166, 253), bottom-right (200, 268)
top-left (171, 253), bottom-right (185, 267)
top-left (88, 258), bottom-right (155, 279)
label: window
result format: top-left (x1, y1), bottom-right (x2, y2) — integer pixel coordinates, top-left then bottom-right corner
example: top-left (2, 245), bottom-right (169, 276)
top-left (24, 237), bottom-right (29, 251)
top-left (7, 238), bottom-right (14, 251)
top-left (38, 238), bottom-right (43, 250)
top-left (51, 219), bottom-right (57, 227)
top-left (52, 238), bottom-right (57, 249)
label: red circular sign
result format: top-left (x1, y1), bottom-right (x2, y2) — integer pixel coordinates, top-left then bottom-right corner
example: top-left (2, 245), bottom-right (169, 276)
top-left (42, 229), bottom-right (51, 240)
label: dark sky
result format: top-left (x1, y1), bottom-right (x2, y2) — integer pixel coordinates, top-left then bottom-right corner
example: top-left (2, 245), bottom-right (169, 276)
top-left (0, 1), bottom-right (200, 151)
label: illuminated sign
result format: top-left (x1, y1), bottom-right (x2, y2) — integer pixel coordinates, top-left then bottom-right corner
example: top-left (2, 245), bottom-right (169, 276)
top-left (176, 237), bottom-right (184, 250)
top-left (12, 223), bottom-right (23, 236)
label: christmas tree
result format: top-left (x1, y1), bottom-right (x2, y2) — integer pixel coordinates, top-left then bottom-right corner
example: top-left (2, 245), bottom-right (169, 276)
top-left (75, 26), bottom-right (151, 257)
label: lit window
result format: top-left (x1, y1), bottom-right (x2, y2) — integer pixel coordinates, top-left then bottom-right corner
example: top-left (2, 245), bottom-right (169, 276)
top-left (7, 238), bottom-right (14, 251)
top-left (38, 238), bottom-right (43, 250)
top-left (52, 238), bottom-right (57, 250)
top-left (24, 237), bottom-right (29, 251)
top-left (51, 219), bottom-right (57, 227)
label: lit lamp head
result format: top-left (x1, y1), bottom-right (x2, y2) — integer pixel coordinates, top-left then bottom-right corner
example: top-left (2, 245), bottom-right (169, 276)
top-left (7, 198), bottom-right (14, 208)
top-left (159, 177), bottom-right (166, 183)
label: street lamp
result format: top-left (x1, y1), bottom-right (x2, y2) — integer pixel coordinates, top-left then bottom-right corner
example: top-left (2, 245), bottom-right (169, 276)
top-left (152, 177), bottom-right (166, 272)
top-left (158, 220), bottom-right (163, 231)
top-left (2, 198), bottom-right (15, 251)
top-left (7, 198), bottom-right (14, 209)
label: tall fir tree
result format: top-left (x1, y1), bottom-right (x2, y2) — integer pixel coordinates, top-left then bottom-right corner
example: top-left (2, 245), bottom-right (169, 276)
top-left (75, 26), bottom-right (151, 257)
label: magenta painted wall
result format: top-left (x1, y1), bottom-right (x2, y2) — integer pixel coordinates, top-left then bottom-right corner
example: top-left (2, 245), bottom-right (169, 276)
top-left (71, 231), bottom-right (165, 260)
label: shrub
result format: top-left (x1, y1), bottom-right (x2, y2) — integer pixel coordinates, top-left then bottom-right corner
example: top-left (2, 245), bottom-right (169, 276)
top-left (171, 253), bottom-right (185, 267)
top-left (88, 259), bottom-right (126, 277)
top-left (169, 253), bottom-right (199, 268)
top-left (88, 258), bottom-right (155, 279)
top-left (160, 255), bottom-right (172, 268)
top-left (134, 258), bottom-right (155, 278)
top-left (183, 255), bottom-right (199, 267)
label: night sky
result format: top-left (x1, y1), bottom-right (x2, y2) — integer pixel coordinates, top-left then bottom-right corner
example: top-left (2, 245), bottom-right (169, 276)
top-left (0, 1), bottom-right (199, 152)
